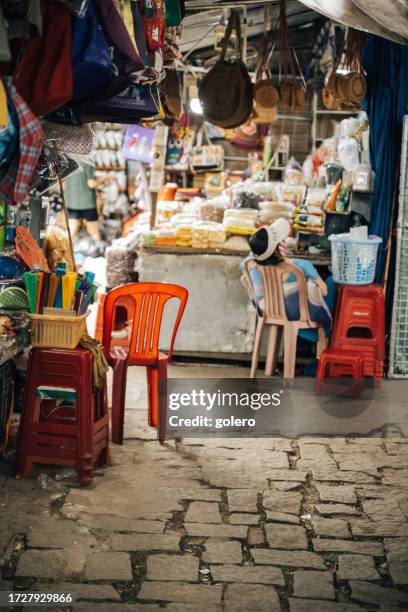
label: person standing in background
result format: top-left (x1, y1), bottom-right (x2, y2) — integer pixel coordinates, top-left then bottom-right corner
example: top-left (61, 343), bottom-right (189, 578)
top-left (64, 160), bottom-right (111, 242)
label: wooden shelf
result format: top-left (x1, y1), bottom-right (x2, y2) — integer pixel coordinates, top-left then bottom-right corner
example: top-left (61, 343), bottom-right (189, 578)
top-left (140, 244), bottom-right (332, 265)
top-left (315, 109), bottom-right (360, 115)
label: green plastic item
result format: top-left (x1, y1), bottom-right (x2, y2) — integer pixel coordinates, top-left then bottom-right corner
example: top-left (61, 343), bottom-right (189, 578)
top-left (0, 286), bottom-right (28, 310)
top-left (23, 271), bottom-right (38, 314)
top-left (36, 386), bottom-right (77, 401)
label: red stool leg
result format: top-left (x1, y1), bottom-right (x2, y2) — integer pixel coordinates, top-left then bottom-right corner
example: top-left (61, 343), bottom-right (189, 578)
top-left (157, 357), bottom-right (168, 444)
top-left (147, 366), bottom-right (159, 427)
top-left (352, 356), bottom-right (363, 398)
top-left (77, 356), bottom-right (94, 486)
top-left (315, 355), bottom-right (328, 395)
top-left (111, 359), bottom-right (128, 444)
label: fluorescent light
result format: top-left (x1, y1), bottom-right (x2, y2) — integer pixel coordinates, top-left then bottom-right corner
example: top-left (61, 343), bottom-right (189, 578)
top-left (190, 97), bottom-right (203, 114)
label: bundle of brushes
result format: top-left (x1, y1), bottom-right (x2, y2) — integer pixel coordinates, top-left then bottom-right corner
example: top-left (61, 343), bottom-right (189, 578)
top-left (23, 262), bottom-right (97, 317)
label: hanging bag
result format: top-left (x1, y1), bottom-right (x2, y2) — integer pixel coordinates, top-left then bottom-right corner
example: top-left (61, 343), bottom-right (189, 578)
top-left (42, 122), bottom-right (94, 157)
top-left (190, 127), bottom-right (224, 173)
top-left (71, 0), bottom-right (115, 102)
top-left (13, 1), bottom-right (73, 116)
top-left (198, 11), bottom-right (253, 129)
top-left (254, 42), bottom-right (280, 109)
top-left (76, 83), bottom-right (160, 123)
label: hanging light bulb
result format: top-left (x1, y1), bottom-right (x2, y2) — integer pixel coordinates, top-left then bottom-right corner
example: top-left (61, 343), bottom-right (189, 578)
top-left (190, 97), bottom-right (203, 114)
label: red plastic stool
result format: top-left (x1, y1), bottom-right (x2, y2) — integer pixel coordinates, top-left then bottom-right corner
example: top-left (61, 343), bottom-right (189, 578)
top-left (329, 343), bottom-right (383, 381)
top-left (315, 349), bottom-right (364, 396)
top-left (331, 285), bottom-right (385, 359)
top-left (17, 347), bottom-right (109, 485)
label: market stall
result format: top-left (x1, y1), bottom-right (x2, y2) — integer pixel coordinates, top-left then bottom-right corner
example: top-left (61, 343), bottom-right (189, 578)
top-left (0, 0), bottom-right (406, 472)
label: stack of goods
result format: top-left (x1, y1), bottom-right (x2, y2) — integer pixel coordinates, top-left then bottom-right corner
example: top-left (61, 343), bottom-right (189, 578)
top-left (280, 184), bottom-right (305, 207)
top-left (223, 209), bottom-right (258, 235)
top-left (106, 242), bottom-right (137, 288)
top-left (142, 230), bottom-right (157, 246)
top-left (156, 228), bottom-right (176, 246)
top-left (192, 222), bottom-right (212, 249)
top-left (208, 224), bottom-right (227, 249)
top-left (251, 182), bottom-right (281, 201)
top-left (199, 197), bottom-right (228, 224)
top-left (191, 222), bottom-right (226, 249)
top-left (175, 224), bottom-right (193, 247)
top-left (157, 200), bottom-right (181, 221)
top-left (293, 188), bottom-right (326, 234)
top-left (258, 201), bottom-right (294, 226)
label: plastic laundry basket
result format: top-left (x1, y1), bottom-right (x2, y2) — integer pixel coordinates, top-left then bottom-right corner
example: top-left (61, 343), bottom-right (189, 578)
top-left (329, 234), bottom-right (382, 285)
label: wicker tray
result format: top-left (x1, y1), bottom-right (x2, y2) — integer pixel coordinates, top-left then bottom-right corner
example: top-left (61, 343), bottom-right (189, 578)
top-left (29, 311), bottom-right (89, 349)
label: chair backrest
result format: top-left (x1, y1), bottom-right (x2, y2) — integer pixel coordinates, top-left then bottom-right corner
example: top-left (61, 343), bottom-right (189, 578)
top-left (245, 259), bottom-right (312, 324)
top-left (102, 282), bottom-right (188, 361)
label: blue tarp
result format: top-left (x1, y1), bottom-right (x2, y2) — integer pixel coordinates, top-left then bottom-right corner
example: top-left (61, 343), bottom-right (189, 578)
top-left (363, 35), bottom-right (408, 283)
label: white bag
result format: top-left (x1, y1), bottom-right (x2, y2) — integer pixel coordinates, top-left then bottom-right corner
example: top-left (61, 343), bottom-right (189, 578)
top-left (190, 127), bottom-right (224, 173)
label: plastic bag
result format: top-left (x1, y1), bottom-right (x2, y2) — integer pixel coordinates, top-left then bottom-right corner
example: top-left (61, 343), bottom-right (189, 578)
top-left (338, 137), bottom-right (359, 172)
top-left (106, 243), bottom-right (136, 288)
top-left (284, 157), bottom-right (304, 185)
top-left (45, 226), bottom-right (74, 271)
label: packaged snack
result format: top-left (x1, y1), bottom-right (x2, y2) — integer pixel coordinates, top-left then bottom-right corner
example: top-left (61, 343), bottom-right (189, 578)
top-left (258, 201), bottom-right (295, 225)
top-left (157, 200), bottom-right (181, 220)
top-left (284, 157), bottom-right (304, 185)
top-left (207, 223), bottom-right (226, 249)
top-left (199, 198), bottom-right (226, 223)
top-left (223, 208), bottom-right (257, 235)
top-left (156, 228), bottom-right (176, 246)
top-left (45, 226), bottom-right (75, 272)
top-left (176, 224), bottom-right (193, 247)
top-left (279, 184), bottom-right (305, 206)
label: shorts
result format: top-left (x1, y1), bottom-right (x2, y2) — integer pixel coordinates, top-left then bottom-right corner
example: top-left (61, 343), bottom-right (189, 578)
top-left (68, 208), bottom-right (98, 222)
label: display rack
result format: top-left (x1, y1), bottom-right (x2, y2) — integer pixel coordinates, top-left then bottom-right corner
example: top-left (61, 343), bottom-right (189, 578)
top-left (311, 91), bottom-right (359, 150)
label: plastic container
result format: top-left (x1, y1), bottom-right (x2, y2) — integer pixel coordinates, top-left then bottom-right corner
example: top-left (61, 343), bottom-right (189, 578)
top-left (29, 311), bottom-right (89, 349)
top-left (329, 234), bottom-right (382, 285)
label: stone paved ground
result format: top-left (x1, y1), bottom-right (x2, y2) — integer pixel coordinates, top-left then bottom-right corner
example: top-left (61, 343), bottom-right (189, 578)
top-left (1, 363), bottom-right (408, 611)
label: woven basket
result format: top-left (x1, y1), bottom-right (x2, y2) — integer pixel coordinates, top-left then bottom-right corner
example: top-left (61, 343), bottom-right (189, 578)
top-left (30, 311), bottom-right (89, 349)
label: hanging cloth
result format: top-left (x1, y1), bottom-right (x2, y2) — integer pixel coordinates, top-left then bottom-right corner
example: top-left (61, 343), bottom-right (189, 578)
top-left (94, 0), bottom-right (145, 77)
top-left (363, 35), bottom-right (408, 282)
top-left (79, 334), bottom-right (110, 388)
top-left (0, 78), bottom-right (44, 204)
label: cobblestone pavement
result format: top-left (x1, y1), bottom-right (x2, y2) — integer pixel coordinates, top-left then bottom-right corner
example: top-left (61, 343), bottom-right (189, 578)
top-left (1, 363), bottom-right (408, 611)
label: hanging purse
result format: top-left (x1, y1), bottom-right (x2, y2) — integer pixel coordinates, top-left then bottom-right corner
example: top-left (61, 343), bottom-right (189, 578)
top-left (71, 0), bottom-right (115, 102)
top-left (198, 11), bottom-right (253, 129)
top-left (42, 122), bottom-right (94, 157)
top-left (93, 0), bottom-right (144, 76)
top-left (13, 1), bottom-right (73, 116)
top-left (76, 83), bottom-right (160, 123)
top-left (254, 42), bottom-right (280, 110)
top-left (190, 127), bottom-right (224, 173)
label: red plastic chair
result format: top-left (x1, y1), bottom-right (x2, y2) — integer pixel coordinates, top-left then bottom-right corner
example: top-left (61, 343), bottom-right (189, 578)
top-left (102, 282), bottom-right (188, 444)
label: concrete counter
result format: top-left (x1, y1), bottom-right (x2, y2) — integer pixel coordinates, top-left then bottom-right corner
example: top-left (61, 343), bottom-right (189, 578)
top-left (137, 248), bottom-right (254, 357)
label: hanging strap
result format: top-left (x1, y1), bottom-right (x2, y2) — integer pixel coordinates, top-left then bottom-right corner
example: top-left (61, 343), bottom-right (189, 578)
top-left (220, 11), bottom-right (242, 62)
